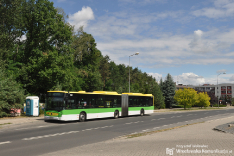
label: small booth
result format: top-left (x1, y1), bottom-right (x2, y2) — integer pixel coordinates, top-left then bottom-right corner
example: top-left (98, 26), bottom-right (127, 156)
top-left (26, 96), bottom-right (39, 116)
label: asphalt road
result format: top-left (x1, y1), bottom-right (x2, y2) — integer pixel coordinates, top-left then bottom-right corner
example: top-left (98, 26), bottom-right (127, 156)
top-left (1, 108), bottom-right (234, 156)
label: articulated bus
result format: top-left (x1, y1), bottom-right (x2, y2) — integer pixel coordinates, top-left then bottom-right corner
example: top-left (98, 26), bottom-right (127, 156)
top-left (44, 91), bottom-right (154, 122)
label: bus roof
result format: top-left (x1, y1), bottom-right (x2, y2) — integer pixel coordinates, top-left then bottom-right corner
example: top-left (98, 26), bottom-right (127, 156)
top-left (122, 93), bottom-right (153, 96)
top-left (69, 91), bottom-right (121, 95)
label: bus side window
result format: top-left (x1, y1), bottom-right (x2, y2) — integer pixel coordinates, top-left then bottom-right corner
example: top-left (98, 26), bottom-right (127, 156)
top-left (129, 97), bottom-right (133, 107)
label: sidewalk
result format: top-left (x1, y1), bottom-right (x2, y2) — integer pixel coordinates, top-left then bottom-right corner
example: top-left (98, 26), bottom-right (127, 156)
top-left (0, 116), bottom-right (44, 128)
top-left (40, 115), bottom-right (234, 156)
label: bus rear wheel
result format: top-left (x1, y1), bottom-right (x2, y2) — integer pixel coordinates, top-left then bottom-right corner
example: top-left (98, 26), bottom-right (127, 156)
top-left (114, 111), bottom-right (119, 119)
top-left (79, 112), bottom-right (86, 122)
top-left (140, 109), bottom-right (144, 116)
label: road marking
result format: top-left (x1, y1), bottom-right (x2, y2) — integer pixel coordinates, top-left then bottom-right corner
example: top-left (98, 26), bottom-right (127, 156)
top-left (171, 116), bottom-right (176, 118)
top-left (187, 114), bottom-right (193, 116)
top-left (158, 118), bottom-right (165, 120)
top-left (151, 119), bottom-right (156, 121)
top-left (176, 115), bottom-right (182, 117)
top-left (0, 141), bottom-right (11, 145)
top-left (16, 128), bottom-right (30, 130)
top-left (37, 126), bottom-right (49, 128)
top-left (22, 131), bottom-right (80, 140)
top-left (22, 125), bottom-right (114, 141)
top-left (125, 122), bottom-right (133, 124)
top-left (142, 129), bottom-right (149, 131)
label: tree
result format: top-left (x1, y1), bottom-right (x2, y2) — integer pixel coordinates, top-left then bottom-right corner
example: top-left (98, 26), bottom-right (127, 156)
top-left (0, 0), bottom-right (24, 60)
top-left (196, 92), bottom-right (210, 108)
top-left (99, 55), bottom-right (111, 89)
top-left (0, 60), bottom-right (25, 117)
top-left (151, 82), bottom-right (165, 109)
top-left (174, 88), bottom-right (198, 109)
top-left (162, 74), bottom-right (176, 108)
top-left (12, 0), bottom-right (75, 95)
top-left (159, 78), bottom-right (164, 91)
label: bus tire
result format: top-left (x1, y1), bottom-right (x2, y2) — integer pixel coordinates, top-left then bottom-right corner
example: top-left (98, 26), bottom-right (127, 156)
top-left (79, 112), bottom-right (86, 122)
top-left (140, 109), bottom-right (144, 116)
top-left (114, 111), bottom-right (119, 119)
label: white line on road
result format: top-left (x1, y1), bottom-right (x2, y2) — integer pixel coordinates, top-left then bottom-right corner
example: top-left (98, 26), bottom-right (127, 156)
top-left (142, 129), bottom-right (149, 131)
top-left (158, 118), bottom-right (166, 120)
top-left (16, 128), bottom-right (30, 130)
top-left (22, 125), bottom-right (114, 141)
top-left (125, 122), bottom-right (133, 124)
top-left (37, 126), bottom-right (49, 128)
top-left (0, 141), bottom-right (11, 145)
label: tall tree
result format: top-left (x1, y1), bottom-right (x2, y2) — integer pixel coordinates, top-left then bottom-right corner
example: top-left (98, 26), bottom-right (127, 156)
top-left (151, 82), bottom-right (165, 109)
top-left (0, 0), bottom-right (24, 60)
top-left (72, 27), bottom-right (103, 91)
top-left (13, 0), bottom-right (75, 95)
top-left (99, 55), bottom-right (110, 89)
top-left (162, 73), bottom-right (176, 108)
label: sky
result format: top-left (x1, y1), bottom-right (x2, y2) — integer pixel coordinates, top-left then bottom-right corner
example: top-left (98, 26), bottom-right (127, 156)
top-left (50, 0), bottom-right (234, 86)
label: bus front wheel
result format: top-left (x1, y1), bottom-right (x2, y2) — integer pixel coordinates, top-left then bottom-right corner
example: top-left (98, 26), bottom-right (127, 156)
top-left (79, 112), bottom-right (86, 122)
top-left (140, 109), bottom-right (144, 116)
top-left (114, 111), bottom-right (119, 119)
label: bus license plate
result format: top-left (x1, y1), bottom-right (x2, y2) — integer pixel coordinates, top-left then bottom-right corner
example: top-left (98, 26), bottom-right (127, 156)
top-left (46, 112), bottom-right (58, 116)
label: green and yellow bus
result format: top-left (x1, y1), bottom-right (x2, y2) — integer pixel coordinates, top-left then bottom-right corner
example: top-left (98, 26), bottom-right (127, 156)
top-left (44, 91), bottom-right (154, 122)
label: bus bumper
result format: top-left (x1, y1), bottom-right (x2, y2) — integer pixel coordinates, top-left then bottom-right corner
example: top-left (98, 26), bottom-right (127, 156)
top-left (44, 116), bottom-right (60, 120)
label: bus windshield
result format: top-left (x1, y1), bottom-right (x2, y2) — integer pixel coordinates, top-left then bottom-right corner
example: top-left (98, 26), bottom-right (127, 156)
top-left (45, 96), bottom-right (65, 111)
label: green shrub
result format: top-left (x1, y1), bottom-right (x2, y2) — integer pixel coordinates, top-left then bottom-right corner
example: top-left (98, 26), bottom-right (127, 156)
top-left (39, 106), bottom-right (44, 115)
top-left (0, 112), bottom-right (8, 118)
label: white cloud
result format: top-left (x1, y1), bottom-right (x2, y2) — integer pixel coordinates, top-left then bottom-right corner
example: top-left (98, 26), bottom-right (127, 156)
top-left (192, 0), bottom-right (234, 18)
top-left (216, 69), bottom-right (227, 74)
top-left (96, 27), bottom-right (234, 68)
top-left (189, 29), bottom-right (218, 53)
top-left (229, 75), bottom-right (234, 81)
top-left (147, 73), bottom-right (162, 81)
top-left (88, 11), bottom-right (182, 39)
top-left (69, 6), bottom-right (94, 30)
top-left (175, 73), bottom-right (205, 85)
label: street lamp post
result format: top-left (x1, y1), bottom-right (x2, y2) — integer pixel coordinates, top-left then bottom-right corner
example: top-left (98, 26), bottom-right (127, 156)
top-left (129, 52), bottom-right (139, 93)
top-left (217, 72), bottom-right (226, 108)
